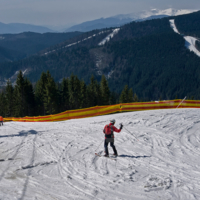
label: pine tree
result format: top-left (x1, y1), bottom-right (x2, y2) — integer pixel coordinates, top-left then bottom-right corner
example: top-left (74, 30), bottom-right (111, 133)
top-left (109, 91), bottom-right (117, 105)
top-left (43, 71), bottom-right (58, 114)
top-left (100, 75), bottom-right (110, 105)
top-left (24, 78), bottom-right (35, 116)
top-left (73, 76), bottom-right (81, 109)
top-left (95, 80), bottom-right (102, 106)
top-left (13, 71), bottom-right (25, 117)
top-left (79, 80), bottom-right (87, 108)
top-left (68, 74), bottom-right (75, 109)
top-left (35, 72), bottom-right (48, 115)
top-left (133, 93), bottom-right (139, 102)
top-left (0, 70), bottom-right (123, 117)
top-left (0, 92), bottom-right (6, 117)
top-left (4, 80), bottom-right (14, 117)
top-left (87, 75), bottom-right (96, 107)
top-left (128, 88), bottom-right (134, 103)
top-left (120, 85), bottom-right (129, 103)
top-left (87, 75), bottom-right (101, 107)
top-left (61, 78), bottom-right (69, 111)
top-left (68, 74), bottom-right (81, 109)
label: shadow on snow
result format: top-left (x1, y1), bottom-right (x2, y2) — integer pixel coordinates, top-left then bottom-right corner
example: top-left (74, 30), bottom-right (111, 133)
top-left (119, 154), bottom-right (151, 158)
top-left (0, 130), bottom-right (38, 138)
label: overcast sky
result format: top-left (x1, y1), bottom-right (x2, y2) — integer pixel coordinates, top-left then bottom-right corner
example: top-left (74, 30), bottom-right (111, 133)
top-left (0, 0), bottom-right (200, 29)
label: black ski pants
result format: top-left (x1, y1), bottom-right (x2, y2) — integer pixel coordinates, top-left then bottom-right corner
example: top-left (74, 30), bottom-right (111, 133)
top-left (104, 138), bottom-right (117, 155)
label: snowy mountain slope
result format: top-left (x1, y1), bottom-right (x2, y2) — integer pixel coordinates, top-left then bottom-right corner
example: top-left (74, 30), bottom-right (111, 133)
top-left (43, 29), bottom-right (112, 56)
top-left (123, 8), bottom-right (197, 20)
top-left (98, 28), bottom-right (120, 46)
top-left (169, 19), bottom-right (200, 57)
top-left (65, 8), bottom-right (197, 32)
top-left (169, 19), bottom-right (180, 34)
top-left (184, 36), bottom-right (200, 57)
top-left (1, 108), bottom-right (200, 199)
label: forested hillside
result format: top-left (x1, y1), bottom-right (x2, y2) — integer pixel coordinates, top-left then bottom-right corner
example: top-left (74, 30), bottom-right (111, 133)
top-left (175, 11), bottom-right (200, 37)
top-left (0, 71), bottom-right (136, 117)
top-left (111, 18), bottom-right (174, 41)
top-left (1, 11), bottom-right (200, 101)
top-left (0, 46), bottom-right (23, 62)
top-left (0, 31), bottom-right (82, 62)
top-left (196, 40), bottom-right (200, 51)
top-left (0, 29), bottom-right (113, 82)
top-left (106, 32), bottom-right (200, 99)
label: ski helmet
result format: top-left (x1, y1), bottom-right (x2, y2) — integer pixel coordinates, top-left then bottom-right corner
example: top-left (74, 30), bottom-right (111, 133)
top-left (110, 119), bottom-right (116, 124)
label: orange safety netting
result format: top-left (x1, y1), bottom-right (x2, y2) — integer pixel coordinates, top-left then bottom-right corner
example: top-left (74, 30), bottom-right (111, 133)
top-left (4, 99), bottom-right (200, 122)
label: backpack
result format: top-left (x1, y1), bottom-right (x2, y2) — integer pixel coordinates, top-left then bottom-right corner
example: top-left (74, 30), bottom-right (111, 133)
top-left (104, 125), bottom-right (113, 135)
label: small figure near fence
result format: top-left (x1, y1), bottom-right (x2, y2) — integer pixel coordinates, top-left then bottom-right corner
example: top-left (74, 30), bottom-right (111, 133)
top-left (0, 116), bottom-right (3, 126)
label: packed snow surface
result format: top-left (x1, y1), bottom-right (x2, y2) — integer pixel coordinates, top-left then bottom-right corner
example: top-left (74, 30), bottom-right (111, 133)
top-left (1, 108), bottom-right (200, 199)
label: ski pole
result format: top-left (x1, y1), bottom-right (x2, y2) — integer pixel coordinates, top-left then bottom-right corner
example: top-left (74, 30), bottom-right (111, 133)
top-left (124, 126), bottom-right (139, 141)
top-left (176, 96), bottom-right (187, 109)
top-left (95, 139), bottom-right (104, 152)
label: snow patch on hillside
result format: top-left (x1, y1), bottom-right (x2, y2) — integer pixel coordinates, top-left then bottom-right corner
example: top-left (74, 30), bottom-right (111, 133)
top-left (169, 19), bottom-right (200, 57)
top-left (169, 19), bottom-right (180, 34)
top-left (184, 36), bottom-right (200, 57)
top-left (0, 69), bottom-right (31, 87)
top-left (44, 30), bottom-right (111, 56)
top-left (98, 28), bottom-right (120, 46)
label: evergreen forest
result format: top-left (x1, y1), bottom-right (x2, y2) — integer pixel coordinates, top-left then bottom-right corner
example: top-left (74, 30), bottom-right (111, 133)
top-left (175, 11), bottom-right (200, 37)
top-left (0, 71), bottom-right (138, 118)
top-left (1, 11), bottom-right (200, 102)
top-left (0, 31), bottom-right (82, 63)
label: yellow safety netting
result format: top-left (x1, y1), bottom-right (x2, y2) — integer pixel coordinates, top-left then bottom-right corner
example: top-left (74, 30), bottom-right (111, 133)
top-left (4, 100), bottom-right (200, 122)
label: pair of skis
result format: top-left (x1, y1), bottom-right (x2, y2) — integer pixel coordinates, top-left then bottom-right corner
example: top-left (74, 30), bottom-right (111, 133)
top-left (95, 153), bottom-right (117, 160)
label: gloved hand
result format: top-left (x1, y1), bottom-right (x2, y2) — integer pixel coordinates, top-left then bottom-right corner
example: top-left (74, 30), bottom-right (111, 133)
top-left (120, 124), bottom-right (123, 130)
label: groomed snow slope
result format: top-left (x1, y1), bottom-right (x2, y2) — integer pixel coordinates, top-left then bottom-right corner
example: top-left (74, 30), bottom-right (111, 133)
top-left (98, 28), bottom-right (120, 46)
top-left (184, 36), bottom-right (200, 57)
top-left (1, 108), bottom-right (200, 200)
top-left (169, 19), bottom-right (180, 34)
top-left (169, 19), bottom-right (200, 57)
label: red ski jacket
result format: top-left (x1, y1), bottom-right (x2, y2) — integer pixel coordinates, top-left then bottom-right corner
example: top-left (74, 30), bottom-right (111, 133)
top-left (0, 116), bottom-right (3, 121)
top-left (103, 123), bottom-right (121, 139)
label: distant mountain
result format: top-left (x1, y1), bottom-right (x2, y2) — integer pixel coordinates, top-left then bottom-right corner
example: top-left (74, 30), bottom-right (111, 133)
top-left (1, 11), bottom-right (200, 100)
top-left (65, 8), bottom-right (197, 32)
top-left (65, 18), bottom-right (132, 32)
top-left (0, 22), bottom-right (54, 34)
top-left (114, 8), bottom-right (197, 20)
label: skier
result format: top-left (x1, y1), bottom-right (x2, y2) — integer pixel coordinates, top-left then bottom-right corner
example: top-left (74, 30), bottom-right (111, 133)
top-left (0, 116), bottom-right (3, 126)
top-left (103, 119), bottom-right (123, 157)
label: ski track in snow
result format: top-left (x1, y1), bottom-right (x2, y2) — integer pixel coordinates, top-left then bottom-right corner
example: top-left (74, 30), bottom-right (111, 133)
top-left (1, 109), bottom-right (200, 199)
top-left (184, 36), bottom-right (200, 57)
top-left (169, 19), bottom-right (200, 57)
top-left (169, 19), bottom-right (180, 34)
top-left (43, 28), bottom-right (120, 56)
top-left (98, 28), bottom-right (120, 46)
top-left (43, 30), bottom-right (111, 56)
